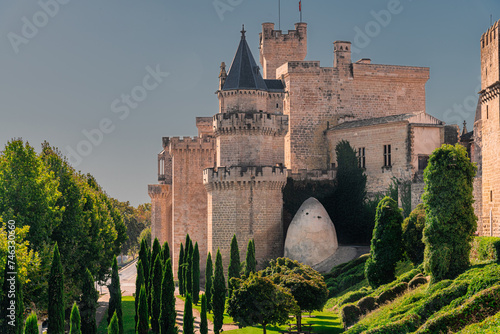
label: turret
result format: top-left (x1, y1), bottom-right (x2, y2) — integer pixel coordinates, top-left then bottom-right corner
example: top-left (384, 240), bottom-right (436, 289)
top-left (334, 41), bottom-right (352, 68)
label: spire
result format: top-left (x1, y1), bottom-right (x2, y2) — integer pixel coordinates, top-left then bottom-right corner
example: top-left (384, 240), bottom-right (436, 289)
top-left (222, 26), bottom-right (267, 91)
top-left (241, 24), bottom-right (246, 39)
top-left (462, 120), bottom-right (468, 136)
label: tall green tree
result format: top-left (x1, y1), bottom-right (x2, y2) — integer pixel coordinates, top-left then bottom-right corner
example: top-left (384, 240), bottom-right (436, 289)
top-left (227, 274), bottom-right (298, 334)
top-left (138, 239), bottom-right (150, 303)
top-left (402, 204), bottom-right (426, 265)
top-left (151, 255), bottom-right (163, 333)
top-left (24, 313), bottom-right (38, 334)
top-left (423, 144), bottom-right (477, 283)
top-left (150, 238), bottom-right (161, 315)
top-left (365, 197), bottom-right (403, 288)
top-left (192, 242), bottom-right (200, 305)
top-left (134, 260), bottom-right (144, 327)
top-left (161, 241), bottom-right (170, 264)
top-left (228, 235), bottom-right (241, 298)
top-left (212, 249), bottom-right (226, 334)
top-left (108, 311), bottom-right (119, 334)
top-left (48, 243), bottom-right (64, 334)
top-left (159, 258), bottom-right (176, 334)
top-left (205, 252), bottom-right (213, 313)
top-left (244, 239), bottom-right (256, 277)
top-left (183, 294), bottom-right (194, 334)
top-left (80, 268), bottom-right (98, 334)
top-left (70, 302), bottom-right (82, 334)
top-left (107, 257), bottom-right (123, 334)
top-left (200, 294), bottom-right (208, 334)
top-left (184, 241), bottom-right (193, 297)
top-left (178, 243), bottom-right (185, 296)
top-left (137, 285), bottom-right (149, 334)
top-left (332, 140), bottom-right (369, 244)
top-left (263, 258), bottom-right (328, 331)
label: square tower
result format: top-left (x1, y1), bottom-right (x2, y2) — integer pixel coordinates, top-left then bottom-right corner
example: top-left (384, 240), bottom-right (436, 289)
top-left (479, 19), bottom-right (500, 236)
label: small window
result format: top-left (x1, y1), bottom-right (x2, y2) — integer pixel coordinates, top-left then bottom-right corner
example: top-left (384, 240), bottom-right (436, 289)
top-left (384, 145), bottom-right (392, 167)
top-left (487, 105), bottom-right (489, 119)
top-left (418, 155), bottom-right (429, 171)
top-left (276, 103), bottom-right (279, 108)
top-left (358, 147), bottom-right (366, 169)
top-left (491, 190), bottom-right (493, 202)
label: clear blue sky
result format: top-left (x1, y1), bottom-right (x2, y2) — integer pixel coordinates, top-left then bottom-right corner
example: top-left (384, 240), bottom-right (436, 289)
top-left (1, 0), bottom-right (498, 206)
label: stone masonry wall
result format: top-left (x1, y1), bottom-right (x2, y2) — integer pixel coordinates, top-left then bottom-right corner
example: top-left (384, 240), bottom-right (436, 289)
top-left (148, 184), bottom-right (172, 249)
top-left (170, 137), bottom-right (215, 277)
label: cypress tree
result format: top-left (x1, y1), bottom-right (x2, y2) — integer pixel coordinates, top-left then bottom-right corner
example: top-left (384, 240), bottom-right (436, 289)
top-left (212, 249), bottom-right (226, 334)
top-left (205, 252), bottom-right (213, 313)
top-left (150, 238), bottom-right (161, 315)
top-left (108, 311), bottom-right (119, 334)
top-left (192, 242), bottom-right (200, 305)
top-left (365, 197), bottom-right (403, 288)
top-left (159, 258), bottom-right (177, 334)
top-left (200, 294), bottom-right (208, 334)
top-left (137, 285), bottom-right (149, 334)
top-left (48, 243), bottom-right (64, 334)
top-left (107, 257), bottom-right (123, 334)
top-left (139, 239), bottom-right (150, 300)
top-left (244, 239), bottom-right (256, 276)
top-left (178, 243), bottom-right (185, 296)
top-left (151, 255), bottom-right (163, 333)
top-left (24, 313), bottom-right (38, 334)
top-left (81, 268), bottom-right (98, 334)
top-left (134, 260), bottom-right (145, 327)
top-left (161, 241), bottom-right (171, 264)
top-left (185, 241), bottom-right (193, 297)
top-left (70, 302), bottom-right (82, 334)
top-left (228, 235), bottom-right (240, 298)
top-left (183, 294), bottom-right (194, 334)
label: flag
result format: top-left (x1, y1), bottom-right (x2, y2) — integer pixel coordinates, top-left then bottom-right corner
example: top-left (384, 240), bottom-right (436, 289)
top-left (299, 1), bottom-right (302, 12)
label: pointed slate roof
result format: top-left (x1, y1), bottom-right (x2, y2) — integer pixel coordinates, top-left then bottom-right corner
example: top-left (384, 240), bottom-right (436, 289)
top-left (223, 26), bottom-right (268, 91)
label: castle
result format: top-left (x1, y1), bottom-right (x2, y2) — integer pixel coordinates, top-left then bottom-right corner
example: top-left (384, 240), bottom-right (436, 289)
top-left (148, 21), bottom-right (474, 276)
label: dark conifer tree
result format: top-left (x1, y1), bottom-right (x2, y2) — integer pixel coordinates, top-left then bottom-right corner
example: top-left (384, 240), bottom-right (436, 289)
top-left (107, 257), bottom-right (123, 334)
top-left (244, 239), bottom-right (256, 276)
top-left (80, 268), bottom-right (98, 334)
top-left (161, 241), bottom-right (170, 264)
top-left (178, 243), bottom-right (185, 296)
top-left (134, 260), bottom-right (144, 328)
top-left (48, 243), bottom-right (64, 334)
top-left (192, 242), bottom-right (200, 305)
top-left (212, 249), bottom-right (226, 334)
top-left (70, 302), bottom-right (82, 334)
top-left (205, 252), bottom-right (213, 313)
top-left (185, 241), bottom-right (193, 297)
top-left (150, 238), bottom-right (161, 315)
top-left (200, 294), bottom-right (208, 334)
top-left (137, 285), bottom-right (149, 334)
top-left (151, 255), bottom-right (163, 333)
top-left (159, 258), bottom-right (177, 334)
top-left (228, 235), bottom-right (241, 298)
top-left (183, 294), bottom-right (194, 334)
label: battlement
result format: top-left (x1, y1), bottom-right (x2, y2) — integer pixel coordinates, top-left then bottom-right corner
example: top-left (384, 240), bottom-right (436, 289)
top-left (203, 166), bottom-right (287, 191)
top-left (261, 22), bottom-right (307, 41)
top-left (481, 19), bottom-right (500, 47)
top-left (288, 169), bottom-right (336, 181)
top-left (148, 184), bottom-right (171, 199)
top-left (167, 136), bottom-right (215, 151)
top-left (213, 112), bottom-right (288, 136)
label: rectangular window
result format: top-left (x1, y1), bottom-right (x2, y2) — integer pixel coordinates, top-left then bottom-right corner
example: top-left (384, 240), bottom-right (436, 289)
top-left (384, 145), bottom-right (392, 167)
top-left (418, 155), bottom-right (429, 171)
top-left (358, 147), bottom-right (366, 169)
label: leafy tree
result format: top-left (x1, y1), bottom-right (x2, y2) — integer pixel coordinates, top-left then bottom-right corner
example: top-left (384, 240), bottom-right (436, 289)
top-left (228, 273), bottom-right (298, 334)
top-left (263, 258), bottom-right (328, 331)
top-left (365, 197), bottom-right (403, 288)
top-left (228, 235), bottom-right (241, 298)
top-left (151, 254), bottom-right (163, 333)
top-left (48, 243), bottom-right (64, 334)
top-left (212, 249), bottom-right (226, 334)
top-left (70, 302), bottom-right (82, 334)
top-left (332, 140), bottom-right (368, 244)
top-left (24, 313), bottom-right (38, 334)
top-left (244, 239), bottom-right (256, 277)
top-left (183, 293), bottom-right (194, 334)
top-left (423, 144), bottom-right (477, 283)
top-left (107, 257), bottom-right (123, 334)
top-left (138, 227), bottom-right (151, 248)
top-left (192, 242), bottom-right (200, 305)
top-left (0, 251), bottom-right (24, 334)
top-left (134, 260), bottom-right (144, 327)
top-left (161, 241), bottom-right (170, 264)
top-left (137, 285), bottom-right (149, 334)
top-left (200, 294), bottom-right (208, 334)
top-left (111, 200), bottom-right (150, 257)
top-left (402, 204), bottom-right (426, 265)
top-left (205, 252), bottom-right (213, 313)
top-left (108, 311), bottom-right (119, 334)
top-left (178, 243), bottom-right (185, 296)
top-left (159, 258), bottom-right (176, 334)
top-left (80, 268), bottom-right (98, 334)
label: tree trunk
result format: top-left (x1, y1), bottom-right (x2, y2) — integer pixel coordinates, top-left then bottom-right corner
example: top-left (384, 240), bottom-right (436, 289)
top-left (296, 313), bottom-right (302, 332)
top-left (262, 321), bottom-right (267, 334)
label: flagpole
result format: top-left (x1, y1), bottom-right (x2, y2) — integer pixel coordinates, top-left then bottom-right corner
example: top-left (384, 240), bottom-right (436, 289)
top-left (300, 1), bottom-right (302, 23)
top-left (279, 0), bottom-right (281, 30)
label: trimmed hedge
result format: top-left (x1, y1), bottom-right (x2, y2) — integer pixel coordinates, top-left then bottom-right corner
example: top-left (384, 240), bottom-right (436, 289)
top-left (364, 314), bottom-right (421, 334)
top-left (470, 237), bottom-right (500, 264)
top-left (324, 255), bottom-right (369, 296)
top-left (341, 304), bottom-right (362, 330)
top-left (416, 285), bottom-right (500, 333)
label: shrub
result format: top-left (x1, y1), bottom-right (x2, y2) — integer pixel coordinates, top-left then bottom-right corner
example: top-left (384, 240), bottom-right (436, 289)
top-left (365, 197), bottom-right (403, 288)
top-left (402, 204), bottom-right (426, 265)
top-left (325, 255), bottom-right (369, 296)
top-left (341, 304), bottom-right (362, 329)
top-left (377, 282), bottom-right (408, 305)
top-left (408, 276), bottom-right (428, 289)
top-left (365, 313), bottom-right (421, 334)
top-left (357, 296), bottom-right (377, 314)
top-left (416, 281), bottom-right (468, 319)
top-left (416, 285), bottom-right (500, 333)
top-left (423, 144), bottom-right (477, 283)
top-left (338, 289), bottom-right (372, 307)
top-left (470, 236), bottom-right (500, 264)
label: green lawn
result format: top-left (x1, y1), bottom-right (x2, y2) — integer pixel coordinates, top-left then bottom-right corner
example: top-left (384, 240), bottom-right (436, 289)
top-left (97, 296), bottom-right (136, 334)
top-left (177, 295), bottom-right (233, 324)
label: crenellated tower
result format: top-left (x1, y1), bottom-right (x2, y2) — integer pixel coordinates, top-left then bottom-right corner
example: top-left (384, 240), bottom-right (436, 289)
top-left (479, 19), bottom-right (500, 236)
top-left (205, 27), bottom-right (289, 270)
